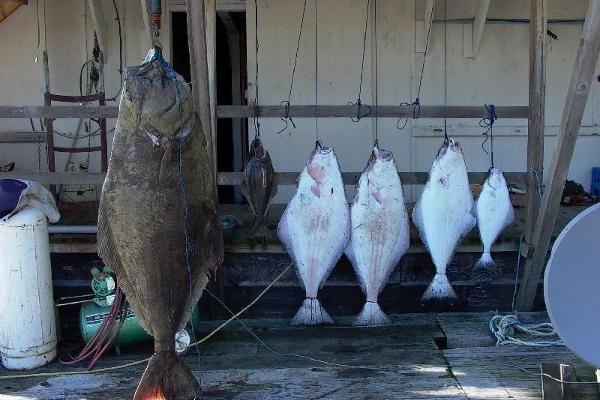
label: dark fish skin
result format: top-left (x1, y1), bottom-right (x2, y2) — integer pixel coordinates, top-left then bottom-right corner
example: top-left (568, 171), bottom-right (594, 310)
top-left (241, 137), bottom-right (277, 237)
top-left (97, 55), bottom-right (223, 399)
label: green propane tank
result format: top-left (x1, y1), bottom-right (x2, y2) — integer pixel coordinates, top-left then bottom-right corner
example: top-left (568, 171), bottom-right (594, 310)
top-left (79, 264), bottom-right (201, 354)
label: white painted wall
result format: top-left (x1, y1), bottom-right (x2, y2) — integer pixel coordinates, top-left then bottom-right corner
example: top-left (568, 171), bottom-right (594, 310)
top-left (247, 0), bottom-right (600, 203)
top-left (1, 0), bottom-right (600, 204)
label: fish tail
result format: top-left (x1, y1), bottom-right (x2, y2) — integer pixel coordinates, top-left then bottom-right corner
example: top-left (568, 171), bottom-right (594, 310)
top-left (422, 273), bottom-right (457, 301)
top-left (134, 351), bottom-right (199, 400)
top-left (353, 301), bottom-right (390, 326)
top-left (474, 252), bottom-right (495, 269)
top-left (291, 298), bottom-right (334, 326)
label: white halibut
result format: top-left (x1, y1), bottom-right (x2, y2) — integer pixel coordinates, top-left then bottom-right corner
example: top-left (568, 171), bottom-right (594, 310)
top-left (412, 138), bottom-right (476, 300)
top-left (278, 141), bottom-right (350, 325)
top-left (346, 146), bottom-right (409, 326)
top-left (474, 168), bottom-right (514, 269)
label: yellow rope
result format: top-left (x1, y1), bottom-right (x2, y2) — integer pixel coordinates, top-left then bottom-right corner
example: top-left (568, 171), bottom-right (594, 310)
top-left (0, 264), bottom-right (292, 381)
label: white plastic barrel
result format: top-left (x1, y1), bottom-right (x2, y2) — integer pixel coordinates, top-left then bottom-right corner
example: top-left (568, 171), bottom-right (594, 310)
top-left (0, 207), bottom-right (57, 369)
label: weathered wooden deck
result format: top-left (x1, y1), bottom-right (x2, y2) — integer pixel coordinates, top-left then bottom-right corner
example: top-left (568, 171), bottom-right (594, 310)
top-left (0, 312), bottom-right (597, 399)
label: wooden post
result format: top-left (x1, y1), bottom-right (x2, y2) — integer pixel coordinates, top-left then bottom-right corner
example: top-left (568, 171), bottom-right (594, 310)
top-left (185, 0), bottom-right (214, 173)
top-left (516, 0), bottom-right (600, 311)
top-left (205, 0), bottom-right (218, 183)
top-left (524, 0), bottom-right (547, 256)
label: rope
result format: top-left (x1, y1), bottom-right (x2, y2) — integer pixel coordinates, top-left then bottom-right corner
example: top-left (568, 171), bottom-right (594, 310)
top-left (253, 0), bottom-right (261, 138)
top-left (348, 0), bottom-right (372, 123)
top-left (488, 314), bottom-right (563, 347)
top-left (480, 104), bottom-right (497, 168)
top-left (277, 0), bottom-right (308, 135)
top-left (0, 264), bottom-right (293, 381)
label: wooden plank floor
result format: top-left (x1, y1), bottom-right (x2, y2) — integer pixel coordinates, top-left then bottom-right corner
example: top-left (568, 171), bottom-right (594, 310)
top-left (1, 313), bottom-right (596, 399)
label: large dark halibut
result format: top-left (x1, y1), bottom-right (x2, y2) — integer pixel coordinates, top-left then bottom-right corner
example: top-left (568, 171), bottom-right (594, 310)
top-left (98, 52), bottom-right (223, 399)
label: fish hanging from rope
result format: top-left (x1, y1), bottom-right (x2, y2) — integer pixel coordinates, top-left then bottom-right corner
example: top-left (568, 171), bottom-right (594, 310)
top-left (98, 48), bottom-right (223, 400)
top-left (413, 138), bottom-right (476, 301)
top-left (241, 137), bottom-right (277, 237)
top-left (474, 168), bottom-right (514, 272)
top-left (278, 141), bottom-right (350, 325)
top-left (345, 145), bottom-right (409, 325)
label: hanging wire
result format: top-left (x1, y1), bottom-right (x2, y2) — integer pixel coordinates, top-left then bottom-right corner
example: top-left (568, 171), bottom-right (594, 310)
top-left (348, 0), bottom-right (372, 123)
top-left (373, 0), bottom-right (378, 146)
top-left (314, 0), bottom-right (319, 141)
top-left (443, 0), bottom-right (448, 142)
top-left (253, 0), bottom-right (261, 138)
top-left (480, 104), bottom-right (497, 168)
top-left (277, 0), bottom-right (308, 135)
top-left (397, 1), bottom-right (435, 131)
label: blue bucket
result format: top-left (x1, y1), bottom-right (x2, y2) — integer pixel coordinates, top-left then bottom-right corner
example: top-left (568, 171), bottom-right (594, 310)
top-left (592, 167), bottom-right (600, 197)
top-left (0, 179), bottom-right (27, 219)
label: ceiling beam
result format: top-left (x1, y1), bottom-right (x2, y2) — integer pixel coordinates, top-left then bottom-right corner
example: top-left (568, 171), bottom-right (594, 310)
top-left (472, 0), bottom-right (492, 56)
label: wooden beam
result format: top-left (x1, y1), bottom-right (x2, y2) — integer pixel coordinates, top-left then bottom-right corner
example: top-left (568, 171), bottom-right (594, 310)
top-left (0, 172), bottom-right (106, 185)
top-left (0, 131), bottom-right (45, 143)
top-left (472, 0), bottom-right (491, 56)
top-left (206, 0), bottom-right (218, 183)
top-left (87, 0), bottom-right (107, 59)
top-left (186, 0), bottom-right (214, 169)
top-left (525, 0), bottom-right (547, 252)
top-left (0, 105), bottom-right (530, 119)
top-left (0, 106), bottom-right (118, 118)
top-left (217, 105), bottom-right (530, 119)
top-left (0, 171), bottom-right (526, 187)
top-left (516, 0), bottom-right (600, 311)
top-left (0, 0), bottom-right (25, 24)
top-left (423, 0), bottom-right (436, 52)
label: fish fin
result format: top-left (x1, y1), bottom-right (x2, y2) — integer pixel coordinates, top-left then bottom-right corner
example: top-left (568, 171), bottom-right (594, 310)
top-left (504, 205), bottom-right (515, 228)
top-left (422, 274), bottom-right (457, 301)
top-left (353, 302), bottom-right (390, 326)
top-left (311, 183), bottom-right (321, 198)
top-left (291, 298), bottom-right (333, 326)
top-left (472, 253), bottom-right (499, 282)
top-left (134, 351), bottom-right (199, 400)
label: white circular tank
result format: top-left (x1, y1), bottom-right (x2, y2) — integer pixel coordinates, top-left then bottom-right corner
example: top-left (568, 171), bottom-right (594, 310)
top-left (0, 207), bottom-right (57, 369)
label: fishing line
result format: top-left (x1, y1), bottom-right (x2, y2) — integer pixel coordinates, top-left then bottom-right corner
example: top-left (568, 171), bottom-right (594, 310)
top-left (373, 0), bottom-right (378, 146)
top-left (441, 1), bottom-right (448, 139)
top-left (348, 0), bottom-right (372, 123)
top-left (314, 0), bottom-right (319, 141)
top-left (202, 286), bottom-right (388, 371)
top-left (397, 0), bottom-right (434, 131)
top-left (277, 0), bottom-right (308, 135)
top-left (253, 0), bottom-right (261, 138)
top-left (480, 104), bottom-right (497, 169)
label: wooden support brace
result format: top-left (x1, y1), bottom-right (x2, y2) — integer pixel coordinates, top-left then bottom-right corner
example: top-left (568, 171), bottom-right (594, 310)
top-left (87, 0), bottom-right (107, 60)
top-left (516, 0), bottom-right (600, 311)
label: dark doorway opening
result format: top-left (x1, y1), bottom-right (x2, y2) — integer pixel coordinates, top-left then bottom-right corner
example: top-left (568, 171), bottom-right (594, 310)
top-left (171, 11), bottom-right (247, 204)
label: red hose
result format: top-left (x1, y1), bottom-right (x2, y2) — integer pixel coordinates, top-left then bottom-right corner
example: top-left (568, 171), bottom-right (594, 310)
top-left (59, 288), bottom-right (127, 369)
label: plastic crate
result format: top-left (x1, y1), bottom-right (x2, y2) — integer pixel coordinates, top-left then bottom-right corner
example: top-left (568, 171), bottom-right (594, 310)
top-left (592, 167), bottom-right (600, 197)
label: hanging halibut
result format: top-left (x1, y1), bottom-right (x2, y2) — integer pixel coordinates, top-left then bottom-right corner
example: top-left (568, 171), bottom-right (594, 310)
top-left (413, 138), bottom-right (476, 300)
top-left (278, 141), bottom-right (350, 325)
top-left (241, 137), bottom-right (277, 237)
top-left (474, 168), bottom-right (515, 269)
top-left (346, 145), bottom-right (409, 326)
top-left (98, 50), bottom-right (223, 399)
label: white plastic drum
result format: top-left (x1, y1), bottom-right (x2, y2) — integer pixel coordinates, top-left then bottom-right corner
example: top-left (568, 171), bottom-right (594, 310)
top-left (0, 207), bottom-right (57, 369)
top-left (545, 203), bottom-right (600, 368)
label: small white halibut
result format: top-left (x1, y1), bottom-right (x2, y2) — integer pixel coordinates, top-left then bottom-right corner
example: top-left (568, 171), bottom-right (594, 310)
top-left (278, 141), bottom-right (350, 325)
top-left (474, 168), bottom-right (514, 268)
top-left (346, 146), bottom-right (409, 326)
top-left (413, 138), bottom-right (476, 300)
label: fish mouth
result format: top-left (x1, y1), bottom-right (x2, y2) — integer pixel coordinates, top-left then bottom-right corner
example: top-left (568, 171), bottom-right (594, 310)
top-left (318, 146), bottom-right (333, 155)
top-left (377, 149), bottom-right (393, 161)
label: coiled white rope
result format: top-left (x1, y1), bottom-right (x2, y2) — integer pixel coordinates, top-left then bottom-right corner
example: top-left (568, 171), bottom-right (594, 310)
top-left (489, 314), bottom-right (563, 347)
